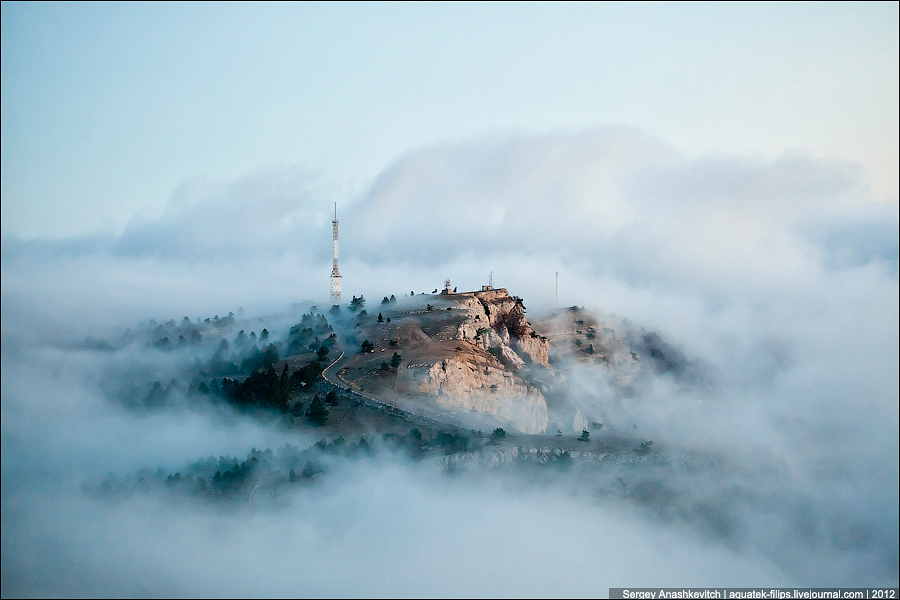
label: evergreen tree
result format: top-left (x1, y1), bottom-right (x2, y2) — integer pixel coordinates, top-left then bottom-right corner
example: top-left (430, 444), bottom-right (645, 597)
top-left (307, 394), bottom-right (330, 425)
top-left (349, 295), bottom-right (365, 311)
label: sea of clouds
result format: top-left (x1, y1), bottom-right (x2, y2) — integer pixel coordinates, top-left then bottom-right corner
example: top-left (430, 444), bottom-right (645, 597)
top-left (2, 127), bottom-right (897, 595)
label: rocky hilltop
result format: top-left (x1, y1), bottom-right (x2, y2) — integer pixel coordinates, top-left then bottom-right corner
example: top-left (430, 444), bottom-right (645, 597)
top-left (336, 289), bottom-right (699, 436)
top-left (528, 305), bottom-right (702, 432)
top-left (339, 288), bottom-right (551, 434)
top-left (399, 289), bottom-right (550, 434)
top-left (455, 290), bottom-right (549, 367)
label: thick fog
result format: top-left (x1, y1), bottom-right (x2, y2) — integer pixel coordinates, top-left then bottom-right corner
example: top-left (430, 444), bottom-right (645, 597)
top-left (2, 128), bottom-right (898, 595)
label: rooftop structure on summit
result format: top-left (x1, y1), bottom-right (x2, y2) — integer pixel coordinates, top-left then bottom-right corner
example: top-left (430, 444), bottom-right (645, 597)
top-left (480, 270), bottom-right (496, 292)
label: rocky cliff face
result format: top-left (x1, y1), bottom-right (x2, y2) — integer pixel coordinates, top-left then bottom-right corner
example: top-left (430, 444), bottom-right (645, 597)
top-left (347, 288), bottom-right (554, 434)
top-left (427, 289), bottom-right (551, 433)
top-left (397, 352), bottom-right (548, 434)
top-left (455, 289), bottom-right (550, 367)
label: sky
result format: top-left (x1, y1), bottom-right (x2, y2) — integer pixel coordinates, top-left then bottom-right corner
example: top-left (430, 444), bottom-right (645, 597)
top-left (2, 2), bottom-right (898, 595)
top-left (1, 2), bottom-right (898, 240)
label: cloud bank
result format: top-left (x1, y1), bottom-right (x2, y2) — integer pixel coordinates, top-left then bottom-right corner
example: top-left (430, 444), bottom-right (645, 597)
top-left (2, 127), bottom-right (897, 594)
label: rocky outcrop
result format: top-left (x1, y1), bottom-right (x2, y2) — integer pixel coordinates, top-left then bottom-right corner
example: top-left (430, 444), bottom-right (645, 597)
top-left (455, 289), bottom-right (549, 367)
top-left (397, 353), bottom-right (548, 434)
top-left (532, 308), bottom-right (642, 386)
top-left (512, 334), bottom-right (549, 367)
top-left (348, 288), bottom-right (556, 434)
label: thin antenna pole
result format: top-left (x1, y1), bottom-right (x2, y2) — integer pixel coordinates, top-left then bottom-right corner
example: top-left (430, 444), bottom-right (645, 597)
top-left (556, 271), bottom-right (559, 305)
top-left (330, 203), bottom-right (341, 303)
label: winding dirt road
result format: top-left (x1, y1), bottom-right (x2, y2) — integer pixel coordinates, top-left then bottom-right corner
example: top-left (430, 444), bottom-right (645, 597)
top-left (320, 348), bottom-right (460, 432)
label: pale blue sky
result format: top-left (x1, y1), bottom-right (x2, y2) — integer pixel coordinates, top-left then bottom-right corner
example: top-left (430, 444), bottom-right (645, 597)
top-left (2, 2), bottom-right (897, 239)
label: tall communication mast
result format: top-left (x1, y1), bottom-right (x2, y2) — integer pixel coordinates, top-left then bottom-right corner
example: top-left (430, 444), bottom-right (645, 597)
top-left (330, 203), bottom-right (342, 304)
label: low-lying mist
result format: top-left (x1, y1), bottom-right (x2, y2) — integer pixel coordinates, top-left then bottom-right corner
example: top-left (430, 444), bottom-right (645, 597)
top-left (2, 128), bottom-right (897, 595)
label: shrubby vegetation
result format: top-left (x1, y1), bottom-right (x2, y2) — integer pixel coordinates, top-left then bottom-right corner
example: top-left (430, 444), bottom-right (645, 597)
top-left (306, 394), bottom-right (330, 425)
top-left (90, 428), bottom-right (500, 503)
top-left (349, 295), bottom-right (365, 311)
top-left (110, 309), bottom-right (344, 422)
top-left (220, 364), bottom-right (291, 411)
top-left (288, 312), bottom-right (334, 354)
top-left (379, 352), bottom-right (402, 374)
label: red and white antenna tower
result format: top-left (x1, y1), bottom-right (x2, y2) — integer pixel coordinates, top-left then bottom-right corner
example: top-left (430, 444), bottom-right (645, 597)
top-left (330, 203), bottom-right (342, 303)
